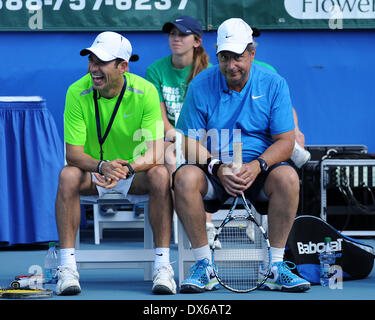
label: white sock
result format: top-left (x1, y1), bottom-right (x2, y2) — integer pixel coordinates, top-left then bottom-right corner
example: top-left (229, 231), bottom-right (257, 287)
top-left (60, 248), bottom-right (77, 269)
top-left (154, 248), bottom-right (170, 270)
top-left (192, 245), bottom-right (212, 264)
top-left (270, 247), bottom-right (285, 264)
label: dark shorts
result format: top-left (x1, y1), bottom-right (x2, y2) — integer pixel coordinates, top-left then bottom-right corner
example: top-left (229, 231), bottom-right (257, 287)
top-left (172, 162), bottom-right (293, 214)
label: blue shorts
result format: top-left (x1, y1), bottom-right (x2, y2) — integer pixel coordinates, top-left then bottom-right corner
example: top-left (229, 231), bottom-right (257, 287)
top-left (172, 162), bottom-right (293, 214)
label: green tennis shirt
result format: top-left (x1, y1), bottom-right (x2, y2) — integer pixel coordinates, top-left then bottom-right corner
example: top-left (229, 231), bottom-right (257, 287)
top-left (146, 55), bottom-right (212, 127)
top-left (64, 72), bottom-right (163, 162)
top-left (146, 55), bottom-right (190, 127)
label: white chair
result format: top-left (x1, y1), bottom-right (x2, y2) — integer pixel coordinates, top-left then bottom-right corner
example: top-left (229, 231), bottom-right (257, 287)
top-left (75, 192), bottom-right (154, 280)
top-left (82, 194), bottom-right (145, 245)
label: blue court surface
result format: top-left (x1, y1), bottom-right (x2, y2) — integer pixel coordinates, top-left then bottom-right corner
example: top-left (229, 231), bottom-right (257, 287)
top-left (1, 227), bottom-right (374, 316)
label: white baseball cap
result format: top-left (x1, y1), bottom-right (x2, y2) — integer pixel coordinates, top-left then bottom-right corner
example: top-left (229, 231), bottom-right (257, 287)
top-left (80, 31), bottom-right (132, 62)
top-left (216, 18), bottom-right (253, 55)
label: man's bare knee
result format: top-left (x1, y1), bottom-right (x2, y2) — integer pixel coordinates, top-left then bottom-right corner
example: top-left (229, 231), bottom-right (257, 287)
top-left (147, 165), bottom-right (170, 193)
top-left (265, 166), bottom-right (299, 198)
top-left (58, 166), bottom-right (91, 196)
top-left (59, 166), bottom-right (82, 187)
top-left (174, 166), bottom-right (206, 196)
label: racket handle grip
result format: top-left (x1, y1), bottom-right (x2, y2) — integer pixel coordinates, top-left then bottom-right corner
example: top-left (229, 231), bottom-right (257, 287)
top-left (233, 142), bottom-right (243, 173)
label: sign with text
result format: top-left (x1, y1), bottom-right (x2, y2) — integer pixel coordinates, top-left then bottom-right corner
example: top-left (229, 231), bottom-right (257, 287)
top-left (1, 0), bottom-right (374, 31)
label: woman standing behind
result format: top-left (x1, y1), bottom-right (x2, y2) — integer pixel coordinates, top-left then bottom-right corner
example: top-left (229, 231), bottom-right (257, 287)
top-left (146, 16), bottom-right (220, 248)
top-left (146, 16), bottom-right (208, 147)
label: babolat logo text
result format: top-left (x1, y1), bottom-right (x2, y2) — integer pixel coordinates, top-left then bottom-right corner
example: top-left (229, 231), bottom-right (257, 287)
top-left (297, 238), bottom-right (343, 254)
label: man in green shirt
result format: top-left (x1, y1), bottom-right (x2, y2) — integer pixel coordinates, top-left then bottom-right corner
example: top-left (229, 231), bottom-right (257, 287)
top-left (56, 31), bottom-right (176, 295)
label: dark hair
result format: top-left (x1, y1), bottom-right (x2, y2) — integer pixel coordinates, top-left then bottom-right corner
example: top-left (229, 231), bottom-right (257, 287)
top-left (186, 35), bottom-right (209, 87)
top-left (114, 58), bottom-right (125, 67)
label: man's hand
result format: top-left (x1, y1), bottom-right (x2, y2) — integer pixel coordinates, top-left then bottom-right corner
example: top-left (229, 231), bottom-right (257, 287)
top-left (93, 159), bottom-right (130, 189)
top-left (217, 160), bottom-right (261, 197)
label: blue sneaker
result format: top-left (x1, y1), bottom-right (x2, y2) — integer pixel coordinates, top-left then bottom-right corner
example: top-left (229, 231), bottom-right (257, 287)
top-left (180, 258), bottom-right (219, 293)
top-left (259, 261), bottom-right (310, 292)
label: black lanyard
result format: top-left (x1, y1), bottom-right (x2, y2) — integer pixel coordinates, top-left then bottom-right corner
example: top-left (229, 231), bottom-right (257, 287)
top-left (93, 77), bottom-right (126, 160)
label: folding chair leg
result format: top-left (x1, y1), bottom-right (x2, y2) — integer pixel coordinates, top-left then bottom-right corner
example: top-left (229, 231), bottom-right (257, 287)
top-left (75, 226), bottom-right (80, 250)
top-left (93, 204), bottom-right (100, 245)
top-left (143, 202), bottom-right (154, 280)
top-left (173, 211), bottom-right (178, 244)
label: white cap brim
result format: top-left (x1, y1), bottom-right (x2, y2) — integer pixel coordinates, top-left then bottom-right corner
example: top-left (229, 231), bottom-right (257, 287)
top-left (80, 46), bottom-right (118, 62)
top-left (216, 42), bottom-right (249, 55)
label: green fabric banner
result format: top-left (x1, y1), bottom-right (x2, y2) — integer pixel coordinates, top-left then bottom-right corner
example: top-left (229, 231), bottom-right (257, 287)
top-left (210, 0), bottom-right (375, 30)
top-left (1, 0), bottom-right (374, 31)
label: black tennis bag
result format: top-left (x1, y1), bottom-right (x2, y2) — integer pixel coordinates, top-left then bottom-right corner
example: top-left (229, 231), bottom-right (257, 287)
top-left (284, 215), bottom-right (375, 284)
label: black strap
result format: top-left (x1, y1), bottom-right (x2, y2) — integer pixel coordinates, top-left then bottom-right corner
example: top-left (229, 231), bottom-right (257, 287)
top-left (93, 77), bottom-right (126, 160)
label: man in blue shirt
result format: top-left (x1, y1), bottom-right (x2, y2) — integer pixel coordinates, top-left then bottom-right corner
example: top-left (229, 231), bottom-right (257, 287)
top-left (174, 18), bottom-right (310, 293)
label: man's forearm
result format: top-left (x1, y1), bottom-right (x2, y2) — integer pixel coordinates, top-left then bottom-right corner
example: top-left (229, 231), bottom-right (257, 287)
top-left (130, 138), bottom-right (164, 172)
top-left (182, 136), bottom-right (211, 165)
top-left (65, 144), bottom-right (100, 173)
top-left (257, 133), bottom-right (294, 168)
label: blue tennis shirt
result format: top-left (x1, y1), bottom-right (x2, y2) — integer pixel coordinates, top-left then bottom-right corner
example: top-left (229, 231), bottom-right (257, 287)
top-left (176, 63), bottom-right (295, 163)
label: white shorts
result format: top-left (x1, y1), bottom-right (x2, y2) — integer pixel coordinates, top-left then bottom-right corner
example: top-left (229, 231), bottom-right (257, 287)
top-left (92, 173), bottom-right (149, 203)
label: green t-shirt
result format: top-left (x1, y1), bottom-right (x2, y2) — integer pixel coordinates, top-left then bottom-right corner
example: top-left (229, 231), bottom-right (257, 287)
top-left (146, 55), bottom-right (211, 126)
top-left (253, 59), bottom-right (277, 73)
top-left (146, 55), bottom-right (189, 127)
top-left (64, 72), bottom-right (163, 162)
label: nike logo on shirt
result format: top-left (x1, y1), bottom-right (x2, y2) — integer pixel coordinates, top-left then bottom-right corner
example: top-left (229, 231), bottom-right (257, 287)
top-left (124, 113), bottom-right (133, 119)
top-left (252, 95), bottom-right (264, 100)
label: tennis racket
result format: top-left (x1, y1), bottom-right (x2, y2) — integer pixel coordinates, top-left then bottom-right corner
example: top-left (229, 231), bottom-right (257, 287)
top-left (0, 288), bottom-right (53, 299)
top-left (212, 143), bottom-right (271, 292)
top-left (212, 194), bottom-right (271, 292)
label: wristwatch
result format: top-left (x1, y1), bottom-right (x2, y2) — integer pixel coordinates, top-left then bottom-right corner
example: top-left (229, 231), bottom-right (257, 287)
top-left (256, 158), bottom-right (268, 172)
top-left (124, 163), bottom-right (135, 178)
top-left (97, 160), bottom-right (108, 175)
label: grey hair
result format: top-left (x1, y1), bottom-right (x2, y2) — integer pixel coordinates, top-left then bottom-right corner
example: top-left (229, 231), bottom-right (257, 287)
top-left (246, 41), bottom-right (258, 52)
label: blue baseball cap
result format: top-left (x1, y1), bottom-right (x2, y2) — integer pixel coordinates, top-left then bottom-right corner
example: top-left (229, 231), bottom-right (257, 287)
top-left (162, 16), bottom-right (203, 37)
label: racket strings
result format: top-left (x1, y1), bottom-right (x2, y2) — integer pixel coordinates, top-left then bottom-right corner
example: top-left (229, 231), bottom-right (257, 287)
top-left (215, 218), bottom-right (270, 292)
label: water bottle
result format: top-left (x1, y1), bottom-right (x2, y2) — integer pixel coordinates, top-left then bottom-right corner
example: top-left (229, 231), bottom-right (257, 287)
top-left (44, 242), bottom-right (58, 290)
top-left (319, 237), bottom-right (336, 287)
